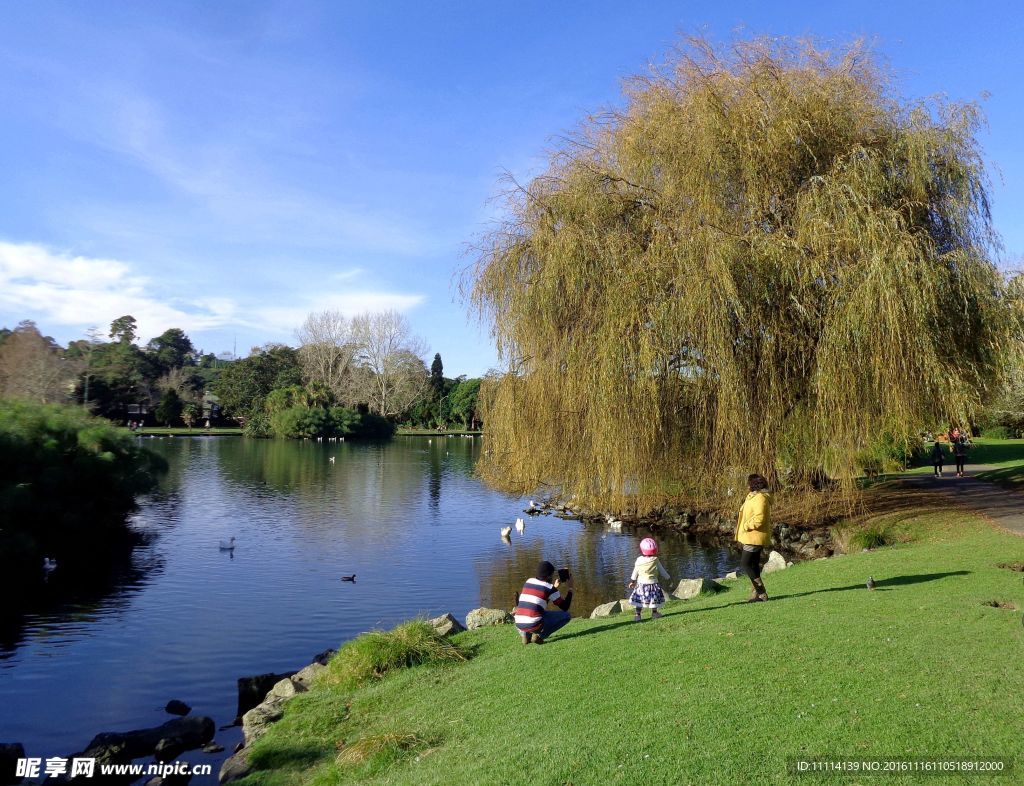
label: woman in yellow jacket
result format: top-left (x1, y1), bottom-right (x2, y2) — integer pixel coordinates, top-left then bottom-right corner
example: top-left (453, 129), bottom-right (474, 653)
top-left (735, 473), bottom-right (772, 602)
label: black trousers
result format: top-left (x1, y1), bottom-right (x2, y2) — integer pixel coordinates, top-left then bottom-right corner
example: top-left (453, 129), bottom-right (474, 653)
top-left (933, 460), bottom-right (943, 475)
top-left (955, 456), bottom-right (965, 474)
top-left (739, 545), bottom-right (763, 580)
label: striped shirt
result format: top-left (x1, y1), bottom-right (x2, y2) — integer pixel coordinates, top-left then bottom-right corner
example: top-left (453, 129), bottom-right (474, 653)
top-left (514, 577), bottom-right (572, 633)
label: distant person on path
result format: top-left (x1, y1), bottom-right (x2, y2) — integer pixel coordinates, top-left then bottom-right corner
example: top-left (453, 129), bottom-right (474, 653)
top-left (736, 473), bottom-right (772, 603)
top-left (627, 537), bottom-right (670, 621)
top-left (952, 429), bottom-right (969, 478)
top-left (930, 441), bottom-right (945, 477)
top-left (514, 561), bottom-right (574, 645)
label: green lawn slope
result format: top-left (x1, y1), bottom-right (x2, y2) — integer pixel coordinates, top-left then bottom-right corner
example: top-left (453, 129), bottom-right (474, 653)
top-left (236, 509), bottom-right (1024, 786)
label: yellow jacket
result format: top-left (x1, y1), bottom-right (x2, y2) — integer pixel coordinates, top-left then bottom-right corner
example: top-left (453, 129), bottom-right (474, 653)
top-left (735, 491), bottom-right (772, 547)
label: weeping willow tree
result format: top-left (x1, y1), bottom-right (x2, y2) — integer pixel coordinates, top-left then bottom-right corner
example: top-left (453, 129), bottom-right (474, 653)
top-left (469, 36), bottom-right (1020, 514)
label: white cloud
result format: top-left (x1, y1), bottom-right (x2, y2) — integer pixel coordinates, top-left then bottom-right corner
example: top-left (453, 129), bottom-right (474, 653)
top-left (0, 240), bottom-right (424, 342)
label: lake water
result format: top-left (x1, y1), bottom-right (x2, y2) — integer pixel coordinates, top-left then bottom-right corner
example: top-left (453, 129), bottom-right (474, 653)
top-left (0, 436), bottom-right (742, 783)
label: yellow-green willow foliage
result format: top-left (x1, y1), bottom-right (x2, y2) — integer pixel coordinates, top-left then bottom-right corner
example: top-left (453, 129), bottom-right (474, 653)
top-left (469, 37), bottom-right (1022, 514)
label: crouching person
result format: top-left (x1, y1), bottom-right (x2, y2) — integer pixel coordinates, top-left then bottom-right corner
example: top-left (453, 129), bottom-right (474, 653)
top-left (514, 561), bottom-right (574, 645)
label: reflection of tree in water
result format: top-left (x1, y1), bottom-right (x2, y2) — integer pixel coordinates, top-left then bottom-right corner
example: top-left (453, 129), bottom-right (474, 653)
top-left (475, 533), bottom-right (635, 616)
top-left (192, 437), bottom-right (481, 549)
top-left (0, 533), bottom-right (165, 659)
top-left (476, 525), bottom-right (744, 617)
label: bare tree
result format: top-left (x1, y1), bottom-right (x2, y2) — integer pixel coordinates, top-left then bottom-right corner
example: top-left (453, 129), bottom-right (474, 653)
top-left (295, 310), bottom-right (359, 400)
top-left (0, 321), bottom-right (75, 403)
top-left (349, 311), bottom-right (429, 417)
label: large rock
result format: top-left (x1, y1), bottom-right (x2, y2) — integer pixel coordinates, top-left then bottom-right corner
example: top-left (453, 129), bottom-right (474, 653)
top-left (291, 662), bottom-right (325, 691)
top-left (219, 748), bottom-right (252, 784)
top-left (465, 608), bottom-right (513, 630)
top-left (671, 578), bottom-right (722, 600)
top-left (428, 613), bottom-right (466, 636)
top-left (236, 672), bottom-right (293, 721)
top-left (242, 699), bottom-right (284, 745)
top-left (762, 550), bottom-right (788, 574)
top-left (0, 743), bottom-right (25, 786)
top-left (81, 717), bottom-right (214, 766)
top-left (589, 601), bottom-right (623, 619)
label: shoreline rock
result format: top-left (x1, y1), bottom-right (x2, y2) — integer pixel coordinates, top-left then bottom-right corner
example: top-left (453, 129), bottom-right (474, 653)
top-left (465, 608), bottom-right (513, 630)
top-left (428, 613), bottom-right (467, 636)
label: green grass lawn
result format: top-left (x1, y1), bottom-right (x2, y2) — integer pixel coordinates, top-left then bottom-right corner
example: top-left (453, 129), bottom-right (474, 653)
top-left (236, 508), bottom-right (1024, 786)
top-left (118, 426), bottom-right (243, 436)
top-left (396, 428), bottom-right (482, 436)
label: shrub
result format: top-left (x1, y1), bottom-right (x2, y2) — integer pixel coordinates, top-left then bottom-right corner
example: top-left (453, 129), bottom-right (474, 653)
top-left (980, 425), bottom-right (1011, 439)
top-left (0, 399), bottom-right (167, 585)
top-left (323, 620), bottom-right (469, 689)
top-left (268, 405), bottom-right (396, 440)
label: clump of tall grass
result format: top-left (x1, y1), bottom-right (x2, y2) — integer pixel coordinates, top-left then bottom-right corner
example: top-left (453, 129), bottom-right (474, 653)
top-left (832, 520), bottom-right (900, 553)
top-left (336, 732), bottom-right (433, 768)
top-left (322, 620), bottom-right (469, 689)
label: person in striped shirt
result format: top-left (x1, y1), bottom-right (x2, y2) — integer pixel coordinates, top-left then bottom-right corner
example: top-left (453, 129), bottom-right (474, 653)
top-left (514, 561), bottom-right (574, 645)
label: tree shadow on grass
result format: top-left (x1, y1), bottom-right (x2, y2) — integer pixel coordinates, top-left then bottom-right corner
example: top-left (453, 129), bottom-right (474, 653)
top-left (555, 571), bottom-right (974, 638)
top-left (771, 570), bottom-right (970, 601)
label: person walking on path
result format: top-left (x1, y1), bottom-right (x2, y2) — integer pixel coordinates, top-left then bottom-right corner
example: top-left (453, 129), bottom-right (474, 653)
top-left (930, 441), bottom-right (946, 477)
top-left (627, 537), bottom-right (671, 621)
top-left (951, 428), bottom-right (970, 478)
top-left (736, 473), bottom-right (773, 602)
top-left (514, 561), bottom-right (574, 645)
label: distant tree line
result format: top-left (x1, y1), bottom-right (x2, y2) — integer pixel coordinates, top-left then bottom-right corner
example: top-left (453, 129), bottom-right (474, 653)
top-left (0, 309), bottom-right (482, 438)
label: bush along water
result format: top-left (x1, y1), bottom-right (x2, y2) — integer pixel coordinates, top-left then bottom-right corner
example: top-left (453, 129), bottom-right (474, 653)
top-left (0, 399), bottom-right (167, 592)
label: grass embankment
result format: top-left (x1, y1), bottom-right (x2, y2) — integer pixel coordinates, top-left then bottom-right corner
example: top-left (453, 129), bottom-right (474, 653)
top-left (396, 428), bottom-right (482, 436)
top-left (237, 505), bottom-right (1024, 786)
top-left (118, 426), bottom-right (243, 436)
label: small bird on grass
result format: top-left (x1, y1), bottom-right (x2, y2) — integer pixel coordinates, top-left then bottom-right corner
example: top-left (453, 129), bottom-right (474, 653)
top-left (866, 576), bottom-right (876, 591)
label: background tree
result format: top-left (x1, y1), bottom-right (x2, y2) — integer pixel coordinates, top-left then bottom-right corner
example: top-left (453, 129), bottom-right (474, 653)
top-left (0, 321), bottom-right (74, 403)
top-left (295, 310), bottom-right (358, 400)
top-left (349, 311), bottom-right (430, 418)
top-left (448, 378), bottom-right (482, 429)
top-left (154, 389), bottom-right (183, 426)
top-left (109, 315), bottom-right (138, 344)
top-left (430, 353), bottom-right (445, 398)
top-left (181, 402), bottom-right (200, 430)
top-left (147, 328), bottom-right (194, 373)
top-left (212, 344), bottom-right (302, 432)
top-left (470, 35), bottom-right (1021, 512)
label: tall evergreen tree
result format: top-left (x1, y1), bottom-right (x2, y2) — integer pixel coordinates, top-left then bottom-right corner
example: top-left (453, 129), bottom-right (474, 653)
top-left (430, 353), bottom-right (445, 399)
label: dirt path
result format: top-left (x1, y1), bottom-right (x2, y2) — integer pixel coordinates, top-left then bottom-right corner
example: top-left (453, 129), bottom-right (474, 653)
top-left (897, 464), bottom-right (1024, 536)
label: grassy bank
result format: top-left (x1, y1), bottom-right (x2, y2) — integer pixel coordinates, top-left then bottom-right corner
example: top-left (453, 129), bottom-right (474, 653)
top-left (396, 428), bottom-right (482, 436)
top-left (236, 506), bottom-right (1024, 786)
top-left (119, 426), bottom-right (244, 436)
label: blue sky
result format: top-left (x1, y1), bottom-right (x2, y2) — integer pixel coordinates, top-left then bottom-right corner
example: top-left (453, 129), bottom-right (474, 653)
top-left (0, 2), bottom-right (1021, 376)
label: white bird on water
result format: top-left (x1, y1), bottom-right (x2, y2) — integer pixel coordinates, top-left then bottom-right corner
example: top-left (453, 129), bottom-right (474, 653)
top-left (515, 517), bottom-right (525, 533)
top-left (500, 526), bottom-right (512, 539)
top-left (219, 537), bottom-right (236, 551)
top-left (329, 456), bottom-right (335, 464)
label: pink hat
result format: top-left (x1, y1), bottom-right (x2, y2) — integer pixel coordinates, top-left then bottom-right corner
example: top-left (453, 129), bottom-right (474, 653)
top-left (640, 537), bottom-right (658, 556)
